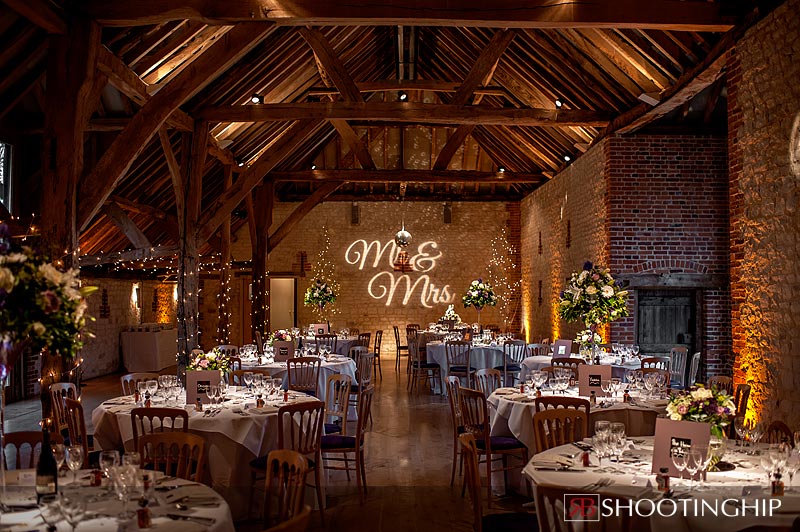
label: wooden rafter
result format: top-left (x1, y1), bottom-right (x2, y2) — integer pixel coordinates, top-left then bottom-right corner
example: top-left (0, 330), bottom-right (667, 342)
top-left (200, 102), bottom-right (612, 126)
top-left (268, 181), bottom-right (342, 250)
top-left (77, 24), bottom-right (272, 232)
top-left (101, 202), bottom-right (152, 249)
top-left (269, 169), bottom-right (544, 183)
top-left (2, 0), bottom-right (67, 34)
top-left (83, 0), bottom-right (736, 31)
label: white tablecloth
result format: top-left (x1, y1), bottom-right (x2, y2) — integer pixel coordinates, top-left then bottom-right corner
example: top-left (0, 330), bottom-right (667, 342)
top-left (524, 438), bottom-right (800, 532)
top-left (91, 390), bottom-right (318, 519)
top-left (425, 342), bottom-right (510, 382)
top-left (487, 388), bottom-right (666, 452)
top-left (241, 355), bottom-right (357, 401)
top-left (301, 336), bottom-right (359, 356)
top-left (0, 469), bottom-right (234, 532)
top-left (519, 356), bottom-right (641, 381)
top-left (121, 329), bottom-right (178, 372)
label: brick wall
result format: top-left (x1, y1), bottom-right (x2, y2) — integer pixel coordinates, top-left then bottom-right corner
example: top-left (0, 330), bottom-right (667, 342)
top-left (520, 140), bottom-right (609, 343)
top-left (728, 0), bottom-right (800, 425)
top-left (606, 135), bottom-right (730, 376)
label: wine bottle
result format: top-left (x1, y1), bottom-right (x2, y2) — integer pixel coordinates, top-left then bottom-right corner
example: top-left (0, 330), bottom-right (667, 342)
top-left (36, 429), bottom-right (58, 502)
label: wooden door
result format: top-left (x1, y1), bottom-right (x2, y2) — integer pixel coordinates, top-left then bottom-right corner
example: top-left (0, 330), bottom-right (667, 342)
top-left (636, 289), bottom-right (695, 359)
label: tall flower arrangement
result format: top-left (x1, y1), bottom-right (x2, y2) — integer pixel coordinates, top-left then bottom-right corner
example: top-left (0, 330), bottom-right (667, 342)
top-left (462, 279), bottom-right (498, 310)
top-left (558, 261), bottom-right (628, 327)
top-left (303, 279), bottom-right (336, 309)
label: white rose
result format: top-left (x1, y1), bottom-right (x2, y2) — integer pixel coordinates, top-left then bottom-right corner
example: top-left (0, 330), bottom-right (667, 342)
top-left (585, 286), bottom-right (598, 295)
top-left (601, 285), bottom-right (614, 298)
top-left (670, 413), bottom-right (683, 421)
top-left (0, 267), bottom-right (14, 291)
top-left (32, 322), bottom-right (46, 336)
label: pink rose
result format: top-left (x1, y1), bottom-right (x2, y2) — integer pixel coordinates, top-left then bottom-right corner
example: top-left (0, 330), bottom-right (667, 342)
top-left (678, 405), bottom-right (688, 415)
top-left (717, 406), bottom-right (726, 415)
top-left (199, 359), bottom-right (209, 368)
top-left (41, 290), bottom-right (61, 314)
top-left (592, 273), bottom-right (600, 280)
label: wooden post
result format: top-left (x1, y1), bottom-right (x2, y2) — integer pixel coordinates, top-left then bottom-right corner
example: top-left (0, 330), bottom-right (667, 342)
top-left (217, 165), bottom-right (234, 344)
top-left (250, 181), bottom-right (273, 341)
top-left (176, 121), bottom-right (208, 374)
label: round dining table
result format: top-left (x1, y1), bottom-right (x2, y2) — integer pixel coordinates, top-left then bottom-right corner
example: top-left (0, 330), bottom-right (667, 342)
top-left (0, 469), bottom-right (234, 532)
top-left (524, 437), bottom-right (800, 532)
top-left (519, 355), bottom-right (642, 381)
top-left (240, 354), bottom-right (357, 402)
top-left (91, 388), bottom-right (319, 519)
top-left (299, 335), bottom-right (360, 356)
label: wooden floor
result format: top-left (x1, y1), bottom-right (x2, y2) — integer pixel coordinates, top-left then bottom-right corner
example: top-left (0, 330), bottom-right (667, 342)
top-left (4, 354), bottom-right (533, 531)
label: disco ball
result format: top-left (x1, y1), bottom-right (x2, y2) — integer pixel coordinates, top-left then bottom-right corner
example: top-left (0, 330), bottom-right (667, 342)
top-left (394, 228), bottom-right (412, 247)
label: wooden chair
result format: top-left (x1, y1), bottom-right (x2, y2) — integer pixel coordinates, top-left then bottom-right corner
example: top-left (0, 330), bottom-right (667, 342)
top-left (535, 482), bottom-right (639, 532)
top-left (348, 345), bottom-right (369, 361)
top-left (459, 433), bottom-right (538, 532)
top-left (496, 340), bottom-right (527, 386)
top-left (356, 332), bottom-right (371, 349)
top-left (372, 330), bottom-right (383, 380)
top-left (532, 408), bottom-right (588, 453)
top-left (766, 421), bottom-right (794, 447)
top-left (534, 396), bottom-right (591, 418)
top-left (408, 339), bottom-right (442, 394)
top-left (138, 432), bottom-right (205, 483)
top-left (216, 344), bottom-right (239, 359)
top-left (261, 449), bottom-right (309, 529)
top-left (550, 357), bottom-right (585, 379)
top-left (528, 343), bottom-right (549, 357)
top-left (349, 351), bottom-right (374, 423)
top-left (445, 376), bottom-right (463, 486)
top-left (229, 356), bottom-right (243, 371)
top-left (230, 369), bottom-right (271, 386)
top-left (63, 398), bottom-right (93, 466)
top-left (708, 375), bottom-right (733, 394)
top-left (641, 356), bottom-right (670, 372)
top-left (474, 368), bottom-right (502, 397)
top-left (2, 431), bottom-right (42, 470)
top-left (324, 374), bottom-right (351, 435)
top-left (393, 326), bottom-right (409, 372)
top-left (446, 340), bottom-right (475, 388)
top-left (250, 401), bottom-right (326, 524)
top-left (322, 386), bottom-right (375, 503)
top-left (348, 328), bottom-right (360, 336)
top-left (265, 505), bottom-right (312, 532)
top-left (735, 383), bottom-right (751, 419)
top-left (459, 387), bottom-right (528, 502)
top-left (314, 334), bottom-right (337, 355)
top-left (130, 407), bottom-right (189, 452)
top-left (49, 382), bottom-right (77, 436)
top-left (406, 323), bottom-right (420, 330)
top-left (669, 346), bottom-right (688, 388)
top-left (687, 352), bottom-right (701, 389)
top-left (287, 357), bottom-right (322, 396)
top-left (640, 367), bottom-right (671, 384)
top-left (120, 372), bottom-right (159, 396)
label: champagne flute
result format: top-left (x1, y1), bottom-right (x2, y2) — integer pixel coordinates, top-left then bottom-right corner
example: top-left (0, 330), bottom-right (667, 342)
top-left (52, 443), bottom-right (66, 477)
top-left (66, 445), bottom-right (83, 485)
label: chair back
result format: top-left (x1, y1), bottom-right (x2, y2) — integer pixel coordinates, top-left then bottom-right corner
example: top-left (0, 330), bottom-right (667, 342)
top-left (445, 376), bottom-right (462, 433)
top-left (528, 343), bottom-right (550, 356)
top-left (458, 433), bottom-right (484, 532)
top-left (708, 375), bottom-right (733, 394)
top-left (406, 323), bottom-right (420, 330)
top-left (408, 339), bottom-right (423, 365)
top-left (393, 326), bottom-right (404, 348)
top-left (262, 449), bottom-right (309, 528)
top-left (503, 340), bottom-right (528, 365)
top-left (324, 374), bottom-right (352, 434)
top-left (229, 356), bottom-right (243, 370)
top-left (348, 345), bottom-right (369, 360)
top-left (217, 344), bottom-right (239, 358)
top-left (138, 432), bottom-right (205, 482)
top-left (532, 408), bottom-right (588, 453)
top-left (373, 330), bottom-right (383, 355)
top-left (357, 332), bottom-right (371, 348)
top-left (551, 357), bottom-right (585, 378)
top-left (445, 340), bottom-right (471, 368)
top-left (49, 382), bottom-right (78, 434)
top-left (230, 369), bottom-right (271, 386)
top-left (534, 396), bottom-right (591, 418)
top-left (286, 357), bottom-right (322, 395)
top-left (355, 386), bottom-right (375, 446)
top-left (640, 367), bottom-right (670, 383)
top-left (63, 398), bottom-right (89, 465)
top-left (314, 334), bottom-right (337, 355)
top-left (353, 351), bottom-right (374, 391)
top-left (458, 387), bottom-right (489, 443)
top-left (670, 346), bottom-right (688, 386)
top-left (734, 383), bottom-right (751, 418)
top-left (766, 421), bottom-right (794, 447)
top-left (2, 431), bottom-right (42, 470)
top-left (406, 327), bottom-right (419, 343)
top-left (687, 352), bottom-right (701, 388)
top-left (277, 400), bottom-right (325, 457)
top-left (130, 407), bottom-right (189, 452)
top-left (474, 369), bottom-right (502, 397)
top-left (641, 356), bottom-right (670, 371)
top-left (120, 373), bottom-right (159, 396)
top-left (348, 328), bottom-right (360, 336)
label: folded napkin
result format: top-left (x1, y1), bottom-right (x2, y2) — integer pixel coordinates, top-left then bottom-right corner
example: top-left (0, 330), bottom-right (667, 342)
top-left (493, 388), bottom-right (518, 396)
top-left (162, 485), bottom-right (214, 503)
top-left (531, 455), bottom-right (576, 469)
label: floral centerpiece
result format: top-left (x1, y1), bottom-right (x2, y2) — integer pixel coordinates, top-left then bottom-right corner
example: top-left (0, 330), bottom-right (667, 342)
top-left (303, 279), bottom-right (336, 309)
top-left (666, 385), bottom-right (736, 439)
top-left (440, 304), bottom-right (462, 324)
top-left (269, 329), bottom-right (294, 346)
top-left (462, 279), bottom-right (498, 310)
top-left (187, 347), bottom-right (230, 375)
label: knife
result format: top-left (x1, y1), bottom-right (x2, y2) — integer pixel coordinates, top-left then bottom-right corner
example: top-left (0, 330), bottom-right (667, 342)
top-left (166, 513), bottom-right (216, 525)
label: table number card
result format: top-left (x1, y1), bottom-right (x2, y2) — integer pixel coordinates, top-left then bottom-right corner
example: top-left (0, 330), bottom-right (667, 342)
top-left (552, 339), bottom-right (573, 358)
top-left (186, 370), bottom-right (221, 405)
top-left (651, 418), bottom-right (710, 477)
top-left (311, 323), bottom-right (329, 335)
top-left (578, 364), bottom-right (611, 397)
top-left (273, 341), bottom-right (294, 361)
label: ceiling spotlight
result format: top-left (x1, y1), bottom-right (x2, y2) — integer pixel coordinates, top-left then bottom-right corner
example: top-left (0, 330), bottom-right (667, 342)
top-left (236, 159), bottom-right (245, 167)
top-left (555, 99), bottom-right (563, 108)
top-left (398, 91), bottom-right (408, 101)
top-left (250, 94), bottom-right (263, 104)
top-left (563, 154), bottom-right (572, 162)
top-left (311, 164), bottom-right (317, 170)
top-left (498, 166), bottom-right (506, 173)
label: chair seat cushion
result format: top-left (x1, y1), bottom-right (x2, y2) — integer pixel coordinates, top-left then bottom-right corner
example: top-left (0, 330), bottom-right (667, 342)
top-left (476, 436), bottom-right (526, 451)
top-left (325, 422), bottom-right (342, 434)
top-left (449, 365), bottom-right (476, 373)
top-left (482, 511), bottom-right (539, 532)
top-left (321, 434), bottom-right (356, 450)
top-left (412, 362), bottom-right (440, 369)
top-left (494, 364), bottom-right (521, 372)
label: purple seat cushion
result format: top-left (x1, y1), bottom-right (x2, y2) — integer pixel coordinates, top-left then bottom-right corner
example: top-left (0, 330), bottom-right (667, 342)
top-left (475, 436), bottom-right (526, 451)
top-left (321, 434), bottom-right (356, 449)
top-left (325, 422), bottom-right (342, 434)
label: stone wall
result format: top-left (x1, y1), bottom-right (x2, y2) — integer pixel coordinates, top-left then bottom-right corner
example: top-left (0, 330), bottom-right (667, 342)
top-left (728, 0), bottom-right (800, 425)
top-left (520, 139), bottom-right (609, 344)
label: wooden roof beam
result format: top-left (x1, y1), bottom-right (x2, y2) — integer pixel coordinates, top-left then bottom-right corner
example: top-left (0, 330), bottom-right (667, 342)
top-left (101, 202), bottom-right (152, 249)
top-left (83, 0), bottom-right (736, 31)
top-left (270, 169), bottom-right (545, 184)
top-left (77, 24), bottom-right (271, 232)
top-left (2, 0), bottom-right (67, 34)
top-left (199, 102), bottom-right (613, 126)
top-left (306, 81), bottom-right (508, 97)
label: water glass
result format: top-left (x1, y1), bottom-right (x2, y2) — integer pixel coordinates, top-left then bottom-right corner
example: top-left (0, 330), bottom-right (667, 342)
top-left (52, 443), bottom-right (65, 477)
top-left (111, 465), bottom-right (137, 520)
top-left (146, 380), bottom-right (158, 399)
top-left (66, 445), bottom-right (83, 484)
top-left (594, 420), bottom-right (610, 436)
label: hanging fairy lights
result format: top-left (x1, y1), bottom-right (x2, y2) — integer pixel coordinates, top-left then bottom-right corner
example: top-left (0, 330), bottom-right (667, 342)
top-left (487, 227), bottom-right (521, 330)
top-left (308, 226), bottom-right (341, 322)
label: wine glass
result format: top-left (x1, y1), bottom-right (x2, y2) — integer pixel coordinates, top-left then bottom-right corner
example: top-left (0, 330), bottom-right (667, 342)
top-left (671, 448), bottom-right (688, 487)
top-left (99, 450), bottom-right (120, 491)
top-left (610, 378), bottom-right (622, 401)
top-left (59, 491), bottom-right (87, 532)
top-left (213, 384), bottom-right (222, 409)
top-left (685, 449), bottom-right (703, 491)
top-left (243, 371), bottom-right (253, 393)
top-left (52, 443), bottom-right (65, 477)
top-left (760, 449), bottom-right (774, 486)
top-left (600, 380), bottom-right (612, 400)
top-left (66, 445), bottom-right (83, 485)
top-left (592, 433), bottom-right (609, 468)
top-left (39, 499), bottom-right (61, 532)
top-left (735, 417), bottom-right (747, 449)
top-left (111, 465), bottom-right (136, 520)
top-left (594, 420), bottom-right (610, 436)
top-left (136, 381), bottom-right (147, 403)
top-left (609, 423), bottom-right (626, 462)
top-left (206, 385), bottom-right (216, 410)
top-left (146, 379), bottom-right (158, 400)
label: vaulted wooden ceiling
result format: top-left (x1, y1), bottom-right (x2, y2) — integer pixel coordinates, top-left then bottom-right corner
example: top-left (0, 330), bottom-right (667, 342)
top-left (0, 0), bottom-right (751, 261)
